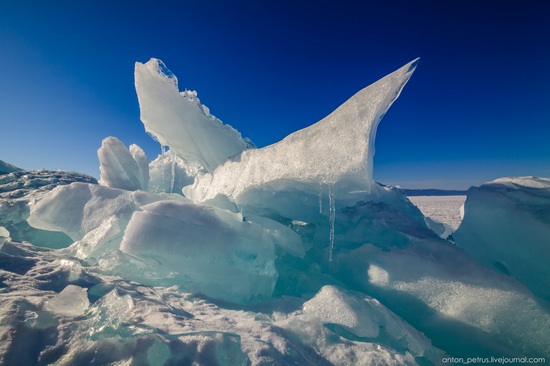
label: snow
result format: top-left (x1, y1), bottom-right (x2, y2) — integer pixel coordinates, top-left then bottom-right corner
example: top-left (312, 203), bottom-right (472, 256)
top-left (408, 195), bottom-right (466, 231)
top-left (0, 241), bottom-right (443, 365)
top-left (1, 58), bottom-right (549, 364)
top-left (489, 175), bottom-right (550, 189)
top-left (289, 285), bottom-right (434, 356)
top-left (276, 285), bottom-right (442, 364)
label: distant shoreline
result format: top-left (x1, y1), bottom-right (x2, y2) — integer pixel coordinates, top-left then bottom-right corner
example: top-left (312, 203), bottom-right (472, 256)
top-left (403, 188), bottom-right (467, 196)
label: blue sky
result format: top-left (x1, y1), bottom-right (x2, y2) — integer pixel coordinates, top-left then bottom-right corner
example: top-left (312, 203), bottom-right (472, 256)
top-left (1, 1), bottom-right (549, 189)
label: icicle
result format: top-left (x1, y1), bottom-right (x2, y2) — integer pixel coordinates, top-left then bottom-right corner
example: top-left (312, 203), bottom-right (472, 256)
top-left (328, 184), bottom-right (335, 262)
top-left (170, 156), bottom-right (176, 194)
top-left (319, 183), bottom-right (323, 214)
top-left (160, 145), bottom-right (166, 192)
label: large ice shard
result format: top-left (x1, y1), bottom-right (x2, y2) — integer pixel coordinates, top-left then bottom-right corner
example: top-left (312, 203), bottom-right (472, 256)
top-left (98, 137), bottom-right (149, 191)
top-left (454, 176), bottom-right (550, 301)
top-left (186, 59), bottom-right (419, 207)
top-left (27, 182), bottom-right (171, 243)
top-left (135, 58), bottom-right (251, 171)
top-left (28, 183), bottom-right (132, 242)
top-left (119, 200), bottom-right (277, 302)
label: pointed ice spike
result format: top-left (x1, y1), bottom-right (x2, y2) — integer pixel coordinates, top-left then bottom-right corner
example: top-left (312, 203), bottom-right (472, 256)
top-left (135, 58), bottom-right (250, 171)
top-left (187, 59), bottom-right (419, 204)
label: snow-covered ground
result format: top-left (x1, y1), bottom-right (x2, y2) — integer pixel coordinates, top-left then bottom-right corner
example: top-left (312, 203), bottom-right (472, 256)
top-left (408, 195), bottom-right (466, 230)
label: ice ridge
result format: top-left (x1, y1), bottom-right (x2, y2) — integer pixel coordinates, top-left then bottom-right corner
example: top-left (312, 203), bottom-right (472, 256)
top-left (186, 58), bottom-right (419, 204)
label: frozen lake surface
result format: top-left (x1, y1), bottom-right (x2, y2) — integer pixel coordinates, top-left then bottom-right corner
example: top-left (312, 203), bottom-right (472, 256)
top-left (408, 195), bottom-right (466, 230)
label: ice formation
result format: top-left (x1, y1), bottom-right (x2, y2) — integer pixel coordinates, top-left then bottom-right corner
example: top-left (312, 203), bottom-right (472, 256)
top-left (147, 149), bottom-right (199, 194)
top-left (0, 226), bottom-right (9, 245)
top-left (44, 284), bottom-right (90, 317)
top-left (277, 285), bottom-right (440, 361)
top-left (98, 136), bottom-right (148, 191)
top-left (423, 216), bottom-right (454, 239)
top-left (186, 58), bottom-right (419, 206)
top-left (0, 160), bottom-right (22, 175)
top-left (454, 176), bottom-right (550, 301)
top-left (1, 58), bottom-right (549, 365)
top-left (0, 242), bottom-right (444, 365)
top-left (0, 170), bottom-right (97, 247)
top-left (135, 58), bottom-right (252, 171)
top-left (28, 182), bottom-right (145, 242)
top-left (129, 143), bottom-right (150, 190)
top-left (119, 200), bottom-right (278, 302)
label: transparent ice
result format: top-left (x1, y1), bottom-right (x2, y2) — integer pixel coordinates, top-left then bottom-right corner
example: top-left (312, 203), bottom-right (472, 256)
top-left (44, 284), bottom-right (90, 317)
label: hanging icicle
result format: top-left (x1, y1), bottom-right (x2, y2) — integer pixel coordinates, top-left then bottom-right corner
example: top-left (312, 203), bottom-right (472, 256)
top-left (328, 184), bottom-right (336, 262)
top-left (160, 145), bottom-right (166, 192)
top-left (319, 183), bottom-right (323, 214)
top-left (170, 156), bottom-right (176, 194)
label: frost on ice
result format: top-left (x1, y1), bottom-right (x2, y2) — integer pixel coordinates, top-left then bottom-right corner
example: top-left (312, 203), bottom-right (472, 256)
top-left (1, 58), bottom-right (550, 365)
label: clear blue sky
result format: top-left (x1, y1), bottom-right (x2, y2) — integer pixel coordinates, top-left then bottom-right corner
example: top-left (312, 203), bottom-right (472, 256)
top-left (1, 1), bottom-right (549, 189)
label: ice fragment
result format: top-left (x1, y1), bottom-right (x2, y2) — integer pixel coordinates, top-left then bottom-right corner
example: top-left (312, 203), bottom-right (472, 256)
top-left (44, 285), bottom-right (90, 317)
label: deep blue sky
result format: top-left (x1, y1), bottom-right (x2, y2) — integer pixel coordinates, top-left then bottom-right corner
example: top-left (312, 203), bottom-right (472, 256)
top-left (1, 1), bottom-right (549, 189)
